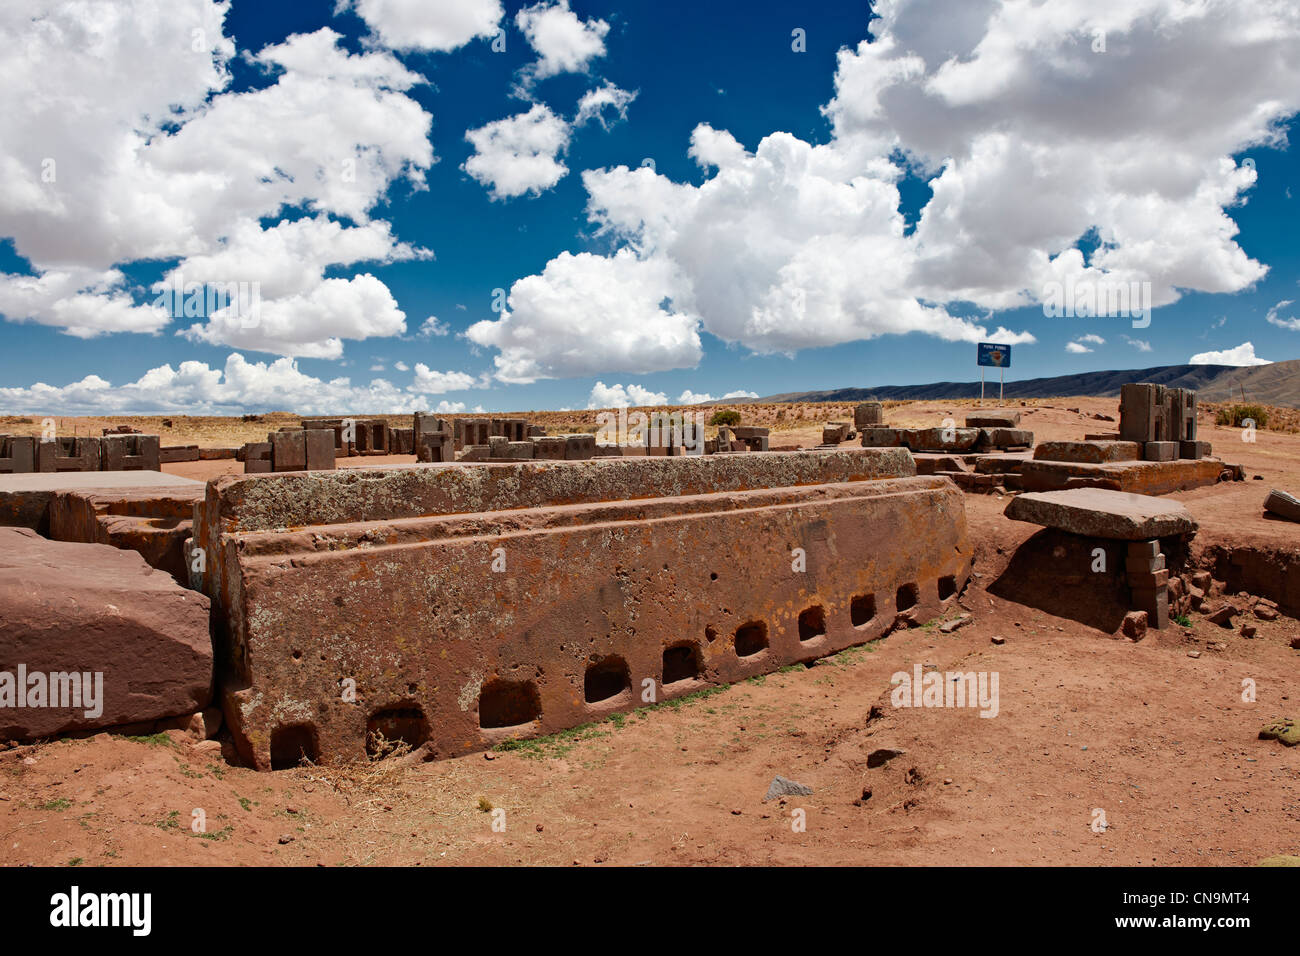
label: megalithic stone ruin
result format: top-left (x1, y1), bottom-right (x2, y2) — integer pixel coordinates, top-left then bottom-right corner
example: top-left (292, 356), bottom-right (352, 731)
top-left (194, 450), bottom-right (971, 769)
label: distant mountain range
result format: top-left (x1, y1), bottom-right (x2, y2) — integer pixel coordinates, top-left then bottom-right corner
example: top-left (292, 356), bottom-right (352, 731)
top-left (739, 358), bottom-right (1300, 408)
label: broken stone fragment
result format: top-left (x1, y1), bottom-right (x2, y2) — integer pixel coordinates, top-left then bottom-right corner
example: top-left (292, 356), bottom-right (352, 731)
top-left (1121, 611), bottom-right (1148, 641)
top-left (763, 775), bottom-right (814, 801)
top-left (1264, 489), bottom-right (1300, 523)
top-left (1204, 603), bottom-right (1236, 628)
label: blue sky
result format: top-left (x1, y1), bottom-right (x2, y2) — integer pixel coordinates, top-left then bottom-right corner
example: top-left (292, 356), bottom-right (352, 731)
top-left (1, 0), bottom-right (1298, 415)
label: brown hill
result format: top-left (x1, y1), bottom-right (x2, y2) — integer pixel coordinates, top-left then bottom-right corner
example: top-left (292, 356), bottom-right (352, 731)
top-left (750, 358), bottom-right (1300, 408)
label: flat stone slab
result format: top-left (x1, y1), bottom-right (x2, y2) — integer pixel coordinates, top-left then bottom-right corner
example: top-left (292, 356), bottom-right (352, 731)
top-left (976, 427), bottom-right (1033, 449)
top-left (49, 485), bottom-right (205, 585)
top-left (0, 472), bottom-right (203, 532)
top-left (966, 412), bottom-right (1020, 428)
top-left (860, 427), bottom-right (981, 452)
top-left (198, 447), bottom-right (916, 538)
top-left (1005, 489), bottom-right (1197, 540)
top-left (0, 471), bottom-right (202, 492)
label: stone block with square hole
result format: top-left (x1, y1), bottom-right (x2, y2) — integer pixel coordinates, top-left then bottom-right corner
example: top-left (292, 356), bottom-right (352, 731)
top-left (37, 436), bottom-right (101, 473)
top-left (0, 436), bottom-right (36, 474)
top-left (100, 434), bottom-right (160, 471)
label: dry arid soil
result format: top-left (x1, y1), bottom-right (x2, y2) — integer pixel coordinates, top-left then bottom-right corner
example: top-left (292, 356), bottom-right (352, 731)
top-left (1, 396), bottom-right (1298, 867)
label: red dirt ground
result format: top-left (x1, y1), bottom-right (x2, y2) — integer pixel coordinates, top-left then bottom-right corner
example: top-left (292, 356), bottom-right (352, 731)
top-left (1, 396), bottom-right (1297, 867)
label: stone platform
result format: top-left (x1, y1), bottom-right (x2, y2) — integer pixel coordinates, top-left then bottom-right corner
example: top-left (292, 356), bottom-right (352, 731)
top-left (0, 471), bottom-right (204, 534)
top-left (194, 450), bottom-right (971, 769)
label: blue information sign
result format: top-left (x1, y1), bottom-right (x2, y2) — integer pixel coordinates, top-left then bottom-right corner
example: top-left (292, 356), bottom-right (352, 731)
top-left (978, 343), bottom-right (1011, 368)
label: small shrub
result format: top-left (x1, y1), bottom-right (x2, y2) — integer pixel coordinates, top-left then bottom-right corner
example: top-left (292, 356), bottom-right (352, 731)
top-left (1215, 404), bottom-right (1269, 428)
top-left (708, 409), bottom-right (741, 427)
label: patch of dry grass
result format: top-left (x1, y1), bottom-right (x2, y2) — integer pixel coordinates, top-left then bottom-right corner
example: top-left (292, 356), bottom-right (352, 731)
top-left (1201, 401), bottom-right (1298, 434)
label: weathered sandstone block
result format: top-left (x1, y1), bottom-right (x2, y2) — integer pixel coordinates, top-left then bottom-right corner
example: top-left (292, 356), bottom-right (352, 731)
top-left (965, 411), bottom-right (1020, 428)
top-left (855, 402), bottom-right (883, 427)
top-left (192, 450), bottom-right (969, 769)
top-left (1006, 489), bottom-right (1197, 540)
top-left (1265, 489), bottom-right (1300, 523)
top-left (0, 528), bottom-right (212, 740)
top-left (1144, 441), bottom-right (1178, 462)
top-left (975, 428), bottom-right (1033, 450)
top-left (101, 434), bottom-right (160, 471)
top-left (0, 436), bottom-right (36, 475)
top-left (1017, 458), bottom-right (1223, 495)
top-left (0, 471), bottom-right (203, 534)
top-left (37, 437), bottom-right (101, 472)
top-left (1034, 441), bottom-right (1142, 464)
top-left (160, 445), bottom-right (201, 464)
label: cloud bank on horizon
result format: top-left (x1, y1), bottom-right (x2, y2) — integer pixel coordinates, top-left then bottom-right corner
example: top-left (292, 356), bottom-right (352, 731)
top-left (1, 0), bottom-right (1298, 413)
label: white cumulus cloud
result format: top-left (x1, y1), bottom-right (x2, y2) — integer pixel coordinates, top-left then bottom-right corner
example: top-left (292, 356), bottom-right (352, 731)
top-left (1066, 333), bottom-right (1105, 353)
top-left (350, 0), bottom-right (503, 52)
top-left (1266, 299), bottom-right (1299, 331)
top-left (418, 316), bottom-right (451, 338)
top-left (516, 0), bottom-right (609, 85)
top-left (466, 249), bottom-right (702, 384)
top-left (463, 104), bottom-right (572, 200)
top-left (411, 364), bottom-right (479, 393)
top-left (1189, 342), bottom-right (1272, 366)
top-left (0, 6), bottom-right (433, 356)
top-left (575, 82), bottom-right (638, 129)
top-left (677, 388), bottom-right (759, 404)
top-left (471, 0), bottom-right (1297, 380)
top-left (587, 382), bottom-right (668, 409)
top-left (0, 353), bottom-right (451, 415)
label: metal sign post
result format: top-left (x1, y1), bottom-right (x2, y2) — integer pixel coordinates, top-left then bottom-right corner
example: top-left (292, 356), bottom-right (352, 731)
top-left (977, 343), bottom-right (1011, 406)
